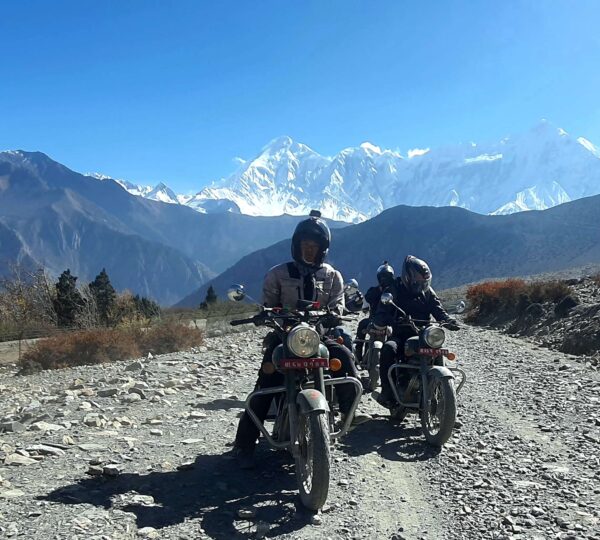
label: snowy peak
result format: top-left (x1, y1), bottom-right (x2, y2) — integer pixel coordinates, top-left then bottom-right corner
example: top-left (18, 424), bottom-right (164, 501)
top-left (260, 135), bottom-right (318, 156)
top-left (577, 137), bottom-right (600, 158)
top-left (192, 121), bottom-right (600, 222)
top-left (146, 183), bottom-right (179, 204)
top-left (359, 142), bottom-right (382, 154)
top-left (89, 174), bottom-right (181, 205)
top-left (77, 121), bottom-right (600, 222)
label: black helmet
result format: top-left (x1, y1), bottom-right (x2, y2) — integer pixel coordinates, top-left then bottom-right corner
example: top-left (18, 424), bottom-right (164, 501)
top-left (401, 255), bottom-right (432, 295)
top-left (376, 261), bottom-right (395, 287)
top-left (291, 210), bottom-right (331, 270)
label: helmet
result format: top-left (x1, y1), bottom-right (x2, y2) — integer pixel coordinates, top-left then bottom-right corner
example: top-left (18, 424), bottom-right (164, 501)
top-left (401, 255), bottom-right (432, 295)
top-left (291, 210), bottom-right (331, 270)
top-left (376, 261), bottom-right (395, 287)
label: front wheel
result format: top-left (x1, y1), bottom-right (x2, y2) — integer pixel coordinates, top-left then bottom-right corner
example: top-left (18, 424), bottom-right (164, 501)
top-left (295, 412), bottom-right (331, 511)
top-left (368, 348), bottom-right (381, 390)
top-left (420, 376), bottom-right (456, 446)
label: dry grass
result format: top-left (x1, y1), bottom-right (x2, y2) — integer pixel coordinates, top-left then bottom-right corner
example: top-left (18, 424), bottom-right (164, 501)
top-left (466, 278), bottom-right (572, 322)
top-left (19, 322), bottom-right (203, 372)
top-left (138, 321), bottom-right (204, 356)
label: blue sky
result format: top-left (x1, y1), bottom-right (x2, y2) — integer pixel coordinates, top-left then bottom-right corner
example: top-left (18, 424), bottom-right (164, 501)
top-left (2, 0), bottom-right (600, 192)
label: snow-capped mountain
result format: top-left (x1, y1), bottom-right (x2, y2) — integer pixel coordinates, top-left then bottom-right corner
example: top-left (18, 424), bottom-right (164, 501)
top-left (90, 120), bottom-right (600, 222)
top-left (89, 174), bottom-right (241, 214)
top-left (191, 121), bottom-right (600, 222)
top-left (88, 174), bottom-right (182, 205)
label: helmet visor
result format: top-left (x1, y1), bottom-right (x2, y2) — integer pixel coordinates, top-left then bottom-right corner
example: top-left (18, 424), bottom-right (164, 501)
top-left (408, 274), bottom-right (431, 294)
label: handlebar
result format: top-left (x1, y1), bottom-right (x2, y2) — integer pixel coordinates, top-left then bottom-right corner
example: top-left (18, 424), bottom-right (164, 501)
top-left (230, 317), bottom-right (257, 326)
top-left (229, 307), bottom-right (346, 328)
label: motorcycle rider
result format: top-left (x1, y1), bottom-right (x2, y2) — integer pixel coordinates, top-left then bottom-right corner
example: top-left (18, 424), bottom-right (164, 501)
top-left (233, 211), bottom-right (371, 468)
top-left (373, 255), bottom-right (459, 407)
top-left (354, 261), bottom-right (395, 365)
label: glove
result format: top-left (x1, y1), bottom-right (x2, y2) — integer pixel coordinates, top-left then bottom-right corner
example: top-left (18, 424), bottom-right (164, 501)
top-left (321, 313), bottom-right (342, 329)
top-left (445, 318), bottom-right (460, 331)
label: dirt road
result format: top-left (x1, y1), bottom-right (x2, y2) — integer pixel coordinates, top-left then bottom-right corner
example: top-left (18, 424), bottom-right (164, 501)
top-left (0, 321), bottom-right (598, 539)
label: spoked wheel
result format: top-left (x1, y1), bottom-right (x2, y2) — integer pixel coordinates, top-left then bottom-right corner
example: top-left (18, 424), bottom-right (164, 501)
top-left (295, 412), bottom-right (330, 511)
top-left (368, 348), bottom-right (381, 391)
top-left (420, 376), bottom-right (456, 446)
top-left (359, 348), bottom-right (369, 371)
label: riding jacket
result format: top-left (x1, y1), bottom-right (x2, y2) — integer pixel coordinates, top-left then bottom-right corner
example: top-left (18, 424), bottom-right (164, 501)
top-left (373, 279), bottom-right (450, 330)
top-left (262, 262), bottom-right (345, 315)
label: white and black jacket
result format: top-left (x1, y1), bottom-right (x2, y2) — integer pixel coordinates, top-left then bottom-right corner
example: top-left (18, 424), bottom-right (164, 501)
top-left (262, 261), bottom-right (345, 315)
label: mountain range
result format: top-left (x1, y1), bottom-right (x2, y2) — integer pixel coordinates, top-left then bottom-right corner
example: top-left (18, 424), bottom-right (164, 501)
top-left (4, 119), bottom-right (600, 306)
top-left (111, 120), bottom-right (600, 223)
top-left (177, 193), bottom-right (600, 307)
top-left (0, 151), bottom-right (345, 304)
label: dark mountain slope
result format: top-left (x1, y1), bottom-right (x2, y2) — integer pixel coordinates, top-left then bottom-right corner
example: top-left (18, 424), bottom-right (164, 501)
top-left (177, 195), bottom-right (600, 306)
top-left (0, 151), bottom-right (347, 303)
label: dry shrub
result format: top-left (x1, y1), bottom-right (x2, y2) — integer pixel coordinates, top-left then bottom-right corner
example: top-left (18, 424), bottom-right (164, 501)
top-left (20, 328), bottom-right (140, 372)
top-left (466, 279), bottom-right (526, 320)
top-left (139, 321), bottom-right (204, 356)
top-left (525, 280), bottom-right (572, 304)
top-left (591, 273), bottom-right (600, 287)
top-left (466, 278), bottom-right (573, 322)
top-left (20, 322), bottom-right (203, 372)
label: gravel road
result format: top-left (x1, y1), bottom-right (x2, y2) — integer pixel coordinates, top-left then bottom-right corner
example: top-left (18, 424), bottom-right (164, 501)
top-left (1, 320), bottom-right (599, 540)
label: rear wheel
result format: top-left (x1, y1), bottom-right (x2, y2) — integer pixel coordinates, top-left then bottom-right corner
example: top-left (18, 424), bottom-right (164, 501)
top-left (420, 376), bottom-right (456, 446)
top-left (295, 412), bottom-right (331, 511)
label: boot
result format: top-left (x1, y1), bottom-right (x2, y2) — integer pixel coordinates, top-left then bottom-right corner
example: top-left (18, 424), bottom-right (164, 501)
top-left (341, 411), bottom-right (371, 431)
top-left (373, 387), bottom-right (395, 408)
top-left (231, 446), bottom-right (255, 470)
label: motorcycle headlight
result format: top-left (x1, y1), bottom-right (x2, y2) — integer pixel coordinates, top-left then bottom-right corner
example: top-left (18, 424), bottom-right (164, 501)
top-left (423, 326), bottom-right (446, 348)
top-left (287, 325), bottom-right (321, 358)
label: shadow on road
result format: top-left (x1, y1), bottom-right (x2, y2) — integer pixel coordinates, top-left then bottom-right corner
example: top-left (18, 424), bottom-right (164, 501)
top-left (196, 398), bottom-right (246, 411)
top-left (40, 447), bottom-right (313, 539)
top-left (338, 416), bottom-right (442, 462)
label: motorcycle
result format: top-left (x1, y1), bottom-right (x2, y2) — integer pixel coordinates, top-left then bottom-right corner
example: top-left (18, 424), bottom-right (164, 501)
top-left (326, 278), bottom-right (363, 350)
top-left (354, 321), bottom-right (392, 391)
top-left (228, 285), bottom-right (362, 511)
top-left (378, 292), bottom-right (466, 446)
top-left (343, 278), bottom-right (365, 314)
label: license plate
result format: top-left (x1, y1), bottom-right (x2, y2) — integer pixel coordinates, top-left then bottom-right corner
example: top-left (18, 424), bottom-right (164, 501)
top-left (418, 348), bottom-right (449, 356)
top-left (280, 358), bottom-right (329, 369)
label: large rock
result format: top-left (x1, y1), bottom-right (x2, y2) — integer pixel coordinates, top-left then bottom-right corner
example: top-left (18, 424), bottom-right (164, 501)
top-left (4, 453), bottom-right (37, 466)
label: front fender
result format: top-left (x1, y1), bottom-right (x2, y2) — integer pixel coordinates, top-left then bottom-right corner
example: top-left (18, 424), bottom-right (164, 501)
top-left (427, 365), bottom-right (455, 380)
top-left (297, 389), bottom-right (329, 415)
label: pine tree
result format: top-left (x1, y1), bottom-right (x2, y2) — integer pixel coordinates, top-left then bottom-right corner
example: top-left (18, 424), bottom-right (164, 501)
top-left (89, 268), bottom-right (116, 326)
top-left (53, 270), bottom-right (85, 327)
top-left (133, 294), bottom-right (161, 319)
top-left (205, 285), bottom-right (218, 305)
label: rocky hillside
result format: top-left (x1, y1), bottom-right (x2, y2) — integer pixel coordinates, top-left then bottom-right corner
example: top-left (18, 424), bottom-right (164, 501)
top-left (1, 320), bottom-right (599, 539)
top-left (475, 274), bottom-right (600, 365)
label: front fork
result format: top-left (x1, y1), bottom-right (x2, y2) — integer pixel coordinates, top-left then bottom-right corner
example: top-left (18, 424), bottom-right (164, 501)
top-left (387, 363), bottom-right (426, 409)
top-left (387, 361), bottom-right (466, 410)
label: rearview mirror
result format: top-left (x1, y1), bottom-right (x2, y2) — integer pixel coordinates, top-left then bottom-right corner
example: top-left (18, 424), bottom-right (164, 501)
top-left (380, 292), bottom-right (393, 305)
top-left (344, 278), bottom-right (359, 294)
top-left (227, 284), bottom-right (246, 302)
